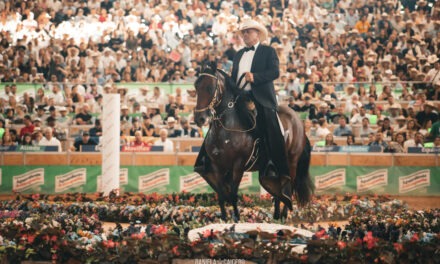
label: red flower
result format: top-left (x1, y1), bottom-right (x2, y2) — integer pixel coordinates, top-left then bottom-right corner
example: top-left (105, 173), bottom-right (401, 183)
top-left (172, 245), bottom-right (180, 256)
top-left (27, 234), bottom-right (36, 244)
top-left (300, 255), bottom-right (308, 262)
top-left (153, 225), bottom-right (167, 235)
top-left (189, 196), bottom-right (195, 203)
top-left (337, 241), bottom-right (346, 250)
top-left (394, 243), bottom-right (403, 253)
top-left (315, 229), bottom-right (328, 239)
top-left (363, 231), bottom-right (378, 249)
top-left (50, 235), bottom-right (58, 242)
top-left (242, 194), bottom-right (252, 204)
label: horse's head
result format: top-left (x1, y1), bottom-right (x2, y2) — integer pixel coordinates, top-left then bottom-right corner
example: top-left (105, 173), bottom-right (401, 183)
top-left (193, 62), bottom-right (225, 127)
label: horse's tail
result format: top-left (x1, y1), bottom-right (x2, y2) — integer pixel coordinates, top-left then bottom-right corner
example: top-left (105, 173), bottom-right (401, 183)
top-left (294, 136), bottom-right (314, 206)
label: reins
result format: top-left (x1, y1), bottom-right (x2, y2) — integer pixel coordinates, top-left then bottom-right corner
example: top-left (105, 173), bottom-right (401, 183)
top-left (194, 70), bottom-right (256, 133)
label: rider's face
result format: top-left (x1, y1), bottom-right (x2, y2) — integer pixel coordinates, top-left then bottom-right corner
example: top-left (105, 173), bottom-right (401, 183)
top-left (242, 29), bottom-right (259, 47)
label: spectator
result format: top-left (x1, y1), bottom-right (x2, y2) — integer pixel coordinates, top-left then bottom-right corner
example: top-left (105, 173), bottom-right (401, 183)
top-left (73, 132), bottom-right (97, 151)
top-left (370, 132), bottom-right (388, 150)
top-left (404, 132), bottom-right (425, 151)
top-left (316, 102), bottom-right (332, 123)
top-left (378, 117), bottom-right (394, 138)
top-left (416, 102), bottom-right (438, 128)
top-left (324, 134), bottom-right (337, 146)
top-left (21, 133), bottom-right (33, 146)
top-left (433, 136), bottom-right (440, 148)
top-left (129, 117), bottom-right (142, 136)
top-left (89, 119), bottom-right (102, 137)
top-left (32, 129), bottom-right (44, 146)
top-left (394, 116), bottom-right (408, 133)
top-left (350, 106), bottom-right (370, 125)
top-left (389, 133), bottom-right (407, 153)
top-left (19, 115), bottom-right (35, 141)
top-left (129, 131), bottom-right (150, 147)
top-left (138, 114), bottom-right (154, 137)
top-left (1, 131), bottom-right (15, 146)
top-left (316, 118), bottom-right (331, 138)
top-left (180, 118), bottom-right (199, 138)
top-left (75, 105), bottom-right (92, 125)
top-left (154, 129), bottom-right (174, 152)
top-left (299, 97), bottom-right (317, 120)
top-left (39, 127), bottom-right (62, 152)
top-left (333, 117), bottom-right (353, 136)
top-left (346, 135), bottom-right (356, 146)
top-left (57, 107), bottom-right (71, 128)
top-left (165, 117), bottom-right (182, 138)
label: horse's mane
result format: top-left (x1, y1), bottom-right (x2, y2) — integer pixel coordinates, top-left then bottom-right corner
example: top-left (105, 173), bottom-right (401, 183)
top-left (217, 69), bottom-right (255, 130)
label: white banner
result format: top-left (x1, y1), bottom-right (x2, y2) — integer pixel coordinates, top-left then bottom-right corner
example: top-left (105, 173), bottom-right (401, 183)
top-left (101, 94), bottom-right (120, 195)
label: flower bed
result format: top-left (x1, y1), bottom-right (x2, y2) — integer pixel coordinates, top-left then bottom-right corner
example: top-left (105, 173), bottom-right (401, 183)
top-left (0, 192), bottom-right (438, 263)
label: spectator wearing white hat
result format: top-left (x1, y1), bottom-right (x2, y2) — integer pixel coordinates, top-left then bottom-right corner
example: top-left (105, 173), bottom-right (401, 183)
top-left (165, 116), bottom-right (181, 138)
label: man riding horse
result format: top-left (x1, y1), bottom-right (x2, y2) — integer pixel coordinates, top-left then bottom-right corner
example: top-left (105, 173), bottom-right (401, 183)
top-left (195, 19), bottom-right (293, 208)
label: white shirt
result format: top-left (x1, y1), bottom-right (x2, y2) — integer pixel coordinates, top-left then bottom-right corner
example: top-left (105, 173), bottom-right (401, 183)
top-left (154, 139), bottom-right (174, 152)
top-left (237, 42), bottom-right (259, 91)
top-left (39, 136), bottom-right (62, 152)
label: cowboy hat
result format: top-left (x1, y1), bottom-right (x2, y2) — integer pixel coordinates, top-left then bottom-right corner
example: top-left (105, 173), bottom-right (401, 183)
top-left (238, 19), bottom-right (268, 42)
top-left (424, 101), bottom-right (438, 110)
top-left (344, 84), bottom-right (356, 94)
top-left (428, 55), bottom-right (439, 64)
top-left (167, 116), bottom-right (176, 123)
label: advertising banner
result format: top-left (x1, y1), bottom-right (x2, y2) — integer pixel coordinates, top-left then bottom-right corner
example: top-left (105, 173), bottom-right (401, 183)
top-left (0, 166), bottom-right (439, 195)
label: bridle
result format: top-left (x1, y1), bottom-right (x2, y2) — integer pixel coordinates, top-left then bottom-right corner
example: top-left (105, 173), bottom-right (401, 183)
top-left (194, 71), bottom-right (223, 113)
top-left (194, 70), bottom-right (256, 133)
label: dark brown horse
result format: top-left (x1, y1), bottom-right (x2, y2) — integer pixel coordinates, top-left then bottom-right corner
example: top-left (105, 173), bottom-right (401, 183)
top-left (193, 65), bottom-right (314, 220)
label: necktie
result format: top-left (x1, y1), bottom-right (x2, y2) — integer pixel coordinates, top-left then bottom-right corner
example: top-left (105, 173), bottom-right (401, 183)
top-left (244, 46), bottom-right (255, 52)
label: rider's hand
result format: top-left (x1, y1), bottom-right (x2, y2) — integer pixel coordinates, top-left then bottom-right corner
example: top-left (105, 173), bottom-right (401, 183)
top-left (245, 72), bottom-right (254, 83)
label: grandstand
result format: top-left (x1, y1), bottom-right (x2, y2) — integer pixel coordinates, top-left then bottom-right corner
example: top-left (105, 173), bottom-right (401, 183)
top-left (0, 0), bottom-right (439, 152)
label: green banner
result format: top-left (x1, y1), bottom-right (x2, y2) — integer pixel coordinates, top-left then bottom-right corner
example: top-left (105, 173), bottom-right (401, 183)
top-left (0, 166), bottom-right (439, 195)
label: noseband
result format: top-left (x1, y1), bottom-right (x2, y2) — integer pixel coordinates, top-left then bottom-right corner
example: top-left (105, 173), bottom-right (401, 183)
top-left (194, 72), bottom-right (223, 113)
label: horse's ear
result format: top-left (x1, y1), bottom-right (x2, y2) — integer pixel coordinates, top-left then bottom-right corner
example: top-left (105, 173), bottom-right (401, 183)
top-left (210, 61), bottom-right (217, 72)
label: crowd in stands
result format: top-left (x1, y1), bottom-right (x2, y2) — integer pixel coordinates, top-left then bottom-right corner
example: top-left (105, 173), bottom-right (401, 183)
top-left (0, 0), bottom-right (439, 153)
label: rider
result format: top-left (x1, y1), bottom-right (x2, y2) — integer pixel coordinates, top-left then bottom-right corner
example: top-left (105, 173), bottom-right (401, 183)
top-left (194, 19), bottom-right (292, 207)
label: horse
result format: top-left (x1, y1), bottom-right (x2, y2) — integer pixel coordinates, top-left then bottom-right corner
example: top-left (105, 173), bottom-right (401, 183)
top-left (193, 65), bottom-right (314, 220)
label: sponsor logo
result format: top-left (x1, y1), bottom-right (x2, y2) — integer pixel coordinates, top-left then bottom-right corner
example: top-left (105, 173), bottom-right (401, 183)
top-left (120, 168), bottom-right (128, 185)
top-left (55, 168), bottom-right (87, 193)
top-left (13, 168), bottom-right (44, 192)
top-left (18, 145), bottom-right (42, 151)
top-left (357, 169), bottom-right (388, 192)
top-left (399, 170), bottom-right (430, 193)
top-left (239, 172), bottom-right (253, 189)
top-left (180, 173), bottom-right (209, 192)
top-left (315, 169), bottom-right (346, 191)
top-left (138, 169), bottom-right (170, 193)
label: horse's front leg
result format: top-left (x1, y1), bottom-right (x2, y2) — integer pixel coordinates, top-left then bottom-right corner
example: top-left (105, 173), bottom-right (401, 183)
top-left (218, 196), bottom-right (227, 221)
top-left (273, 197), bottom-right (281, 220)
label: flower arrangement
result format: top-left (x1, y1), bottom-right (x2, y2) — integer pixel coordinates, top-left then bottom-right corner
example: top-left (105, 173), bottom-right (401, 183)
top-left (0, 192), bottom-right (437, 263)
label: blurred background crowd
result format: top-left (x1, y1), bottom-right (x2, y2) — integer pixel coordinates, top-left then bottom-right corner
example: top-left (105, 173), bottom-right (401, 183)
top-left (0, 0), bottom-right (439, 152)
